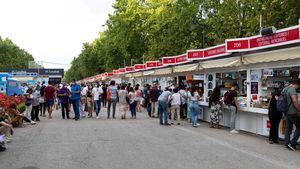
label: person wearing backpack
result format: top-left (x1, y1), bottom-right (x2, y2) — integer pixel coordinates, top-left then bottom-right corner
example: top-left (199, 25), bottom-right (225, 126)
top-left (281, 79), bottom-right (300, 151)
top-left (268, 91), bottom-right (282, 144)
top-left (224, 83), bottom-right (239, 134)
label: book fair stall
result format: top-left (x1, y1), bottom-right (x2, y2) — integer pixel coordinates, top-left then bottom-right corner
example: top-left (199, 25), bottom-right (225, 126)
top-left (83, 23), bottom-right (300, 137)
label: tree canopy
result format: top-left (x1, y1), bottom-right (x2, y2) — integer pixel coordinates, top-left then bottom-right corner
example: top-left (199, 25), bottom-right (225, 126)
top-left (64, 0), bottom-right (300, 82)
top-left (0, 37), bottom-right (34, 71)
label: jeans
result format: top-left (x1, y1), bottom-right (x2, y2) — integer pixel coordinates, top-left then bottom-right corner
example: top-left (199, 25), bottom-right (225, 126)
top-left (130, 101), bottom-right (137, 117)
top-left (189, 101), bottom-right (199, 127)
top-left (102, 95), bottom-right (107, 107)
top-left (151, 101), bottom-right (158, 117)
top-left (107, 98), bottom-right (117, 118)
top-left (31, 105), bottom-right (40, 121)
top-left (25, 105), bottom-right (32, 120)
top-left (39, 102), bottom-right (46, 116)
top-left (229, 106), bottom-right (237, 130)
top-left (94, 100), bottom-right (101, 116)
top-left (180, 103), bottom-right (187, 119)
top-left (171, 105), bottom-right (180, 124)
top-left (284, 114), bottom-right (300, 146)
top-left (61, 103), bottom-right (70, 119)
top-left (71, 99), bottom-right (80, 120)
top-left (158, 100), bottom-right (168, 125)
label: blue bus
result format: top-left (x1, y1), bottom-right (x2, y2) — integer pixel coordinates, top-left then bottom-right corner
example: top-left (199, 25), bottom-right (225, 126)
top-left (0, 73), bottom-right (24, 96)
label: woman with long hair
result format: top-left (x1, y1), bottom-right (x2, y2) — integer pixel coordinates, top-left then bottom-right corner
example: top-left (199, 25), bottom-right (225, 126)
top-left (209, 87), bottom-right (222, 128)
top-left (268, 91), bottom-right (282, 144)
top-left (189, 86), bottom-right (201, 127)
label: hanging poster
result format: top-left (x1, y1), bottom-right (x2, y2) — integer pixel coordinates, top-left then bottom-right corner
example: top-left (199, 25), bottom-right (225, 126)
top-left (263, 69), bottom-right (274, 77)
top-left (251, 82), bottom-right (259, 94)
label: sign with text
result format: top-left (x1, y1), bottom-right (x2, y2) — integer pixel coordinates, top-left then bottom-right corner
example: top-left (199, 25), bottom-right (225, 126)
top-left (118, 68), bottom-right (125, 73)
top-left (157, 61), bottom-right (163, 67)
top-left (187, 50), bottom-right (203, 60)
top-left (125, 67), bottom-right (134, 72)
top-left (134, 64), bottom-right (146, 70)
top-left (176, 54), bottom-right (187, 63)
top-left (162, 57), bottom-right (176, 65)
top-left (250, 28), bottom-right (299, 49)
top-left (226, 38), bottom-right (249, 52)
top-left (204, 45), bottom-right (227, 58)
top-left (146, 61), bottom-right (158, 68)
top-left (113, 70), bottom-right (119, 74)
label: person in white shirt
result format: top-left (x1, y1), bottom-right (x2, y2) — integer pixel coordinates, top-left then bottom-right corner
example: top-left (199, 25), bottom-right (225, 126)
top-left (170, 88), bottom-right (181, 125)
top-left (80, 84), bottom-right (88, 113)
top-left (92, 83), bottom-right (103, 119)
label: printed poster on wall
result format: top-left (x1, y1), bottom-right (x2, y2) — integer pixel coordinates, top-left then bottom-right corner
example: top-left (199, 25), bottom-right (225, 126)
top-left (251, 82), bottom-right (258, 94)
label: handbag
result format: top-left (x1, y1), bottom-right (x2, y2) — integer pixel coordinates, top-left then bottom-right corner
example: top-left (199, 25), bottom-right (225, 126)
top-left (106, 89), bottom-right (110, 101)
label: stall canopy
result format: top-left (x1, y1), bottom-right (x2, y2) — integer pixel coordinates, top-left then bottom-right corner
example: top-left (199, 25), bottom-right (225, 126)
top-left (132, 72), bottom-right (143, 77)
top-left (200, 56), bottom-right (241, 69)
top-left (173, 63), bottom-right (199, 73)
top-left (143, 70), bottom-right (155, 76)
top-left (154, 67), bottom-right (172, 75)
top-left (243, 47), bottom-right (300, 65)
top-left (125, 73), bottom-right (132, 78)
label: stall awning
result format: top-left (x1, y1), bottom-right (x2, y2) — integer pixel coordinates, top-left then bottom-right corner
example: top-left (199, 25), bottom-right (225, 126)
top-left (133, 72), bottom-right (142, 77)
top-left (173, 63), bottom-right (199, 73)
top-left (200, 56), bottom-right (241, 69)
top-left (125, 73), bottom-right (132, 78)
top-left (155, 67), bottom-right (172, 75)
top-left (243, 47), bottom-right (300, 65)
top-left (143, 70), bottom-right (155, 76)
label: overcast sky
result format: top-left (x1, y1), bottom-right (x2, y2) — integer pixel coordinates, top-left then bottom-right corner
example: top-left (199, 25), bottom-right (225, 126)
top-left (0, 0), bottom-right (114, 69)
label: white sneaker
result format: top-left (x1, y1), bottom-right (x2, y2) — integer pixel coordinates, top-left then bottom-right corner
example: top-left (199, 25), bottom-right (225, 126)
top-left (196, 123), bottom-right (200, 126)
top-left (96, 116), bottom-right (99, 119)
top-left (30, 121), bottom-right (36, 125)
top-left (230, 130), bottom-right (239, 134)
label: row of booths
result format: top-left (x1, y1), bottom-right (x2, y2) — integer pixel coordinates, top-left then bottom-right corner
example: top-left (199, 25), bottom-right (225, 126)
top-left (82, 24), bottom-right (300, 136)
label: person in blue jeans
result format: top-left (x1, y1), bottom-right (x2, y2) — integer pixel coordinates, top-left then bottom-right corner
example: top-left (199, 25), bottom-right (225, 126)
top-left (189, 87), bottom-right (201, 127)
top-left (158, 88), bottom-right (172, 126)
top-left (70, 79), bottom-right (81, 121)
top-left (107, 80), bottom-right (118, 119)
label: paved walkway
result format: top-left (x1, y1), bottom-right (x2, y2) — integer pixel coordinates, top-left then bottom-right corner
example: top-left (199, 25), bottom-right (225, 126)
top-left (0, 107), bottom-right (299, 169)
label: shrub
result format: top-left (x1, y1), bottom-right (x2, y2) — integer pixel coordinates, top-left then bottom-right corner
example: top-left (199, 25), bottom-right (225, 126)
top-left (17, 103), bottom-right (26, 113)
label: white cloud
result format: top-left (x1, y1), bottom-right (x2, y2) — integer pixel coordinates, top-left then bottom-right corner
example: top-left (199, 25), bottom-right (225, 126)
top-left (0, 0), bottom-right (114, 69)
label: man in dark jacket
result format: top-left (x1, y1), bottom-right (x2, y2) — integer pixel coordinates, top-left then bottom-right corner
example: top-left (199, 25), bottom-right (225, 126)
top-left (149, 83), bottom-right (160, 118)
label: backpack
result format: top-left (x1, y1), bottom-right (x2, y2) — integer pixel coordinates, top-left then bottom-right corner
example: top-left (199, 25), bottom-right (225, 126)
top-left (223, 90), bottom-right (232, 106)
top-left (277, 87), bottom-right (292, 114)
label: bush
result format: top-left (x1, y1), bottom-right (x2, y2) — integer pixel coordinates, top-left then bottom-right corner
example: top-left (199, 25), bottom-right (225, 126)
top-left (17, 103), bottom-right (26, 113)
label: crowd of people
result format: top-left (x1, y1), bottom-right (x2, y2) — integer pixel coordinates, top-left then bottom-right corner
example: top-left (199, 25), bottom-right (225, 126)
top-left (1, 79), bottom-right (300, 152)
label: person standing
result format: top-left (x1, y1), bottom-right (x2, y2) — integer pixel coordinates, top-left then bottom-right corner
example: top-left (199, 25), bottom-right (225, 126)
top-left (57, 83), bottom-right (71, 119)
top-left (158, 88), bottom-right (172, 126)
top-left (189, 87), bottom-right (201, 128)
top-left (209, 87), bottom-right (222, 129)
top-left (44, 81), bottom-right (56, 119)
top-left (39, 82), bottom-right (46, 117)
top-left (118, 85), bottom-right (129, 119)
top-left (179, 86), bottom-right (188, 119)
top-left (128, 87), bottom-right (137, 118)
top-left (135, 86), bottom-right (143, 112)
top-left (70, 79), bottom-right (81, 121)
top-left (80, 84), bottom-right (88, 114)
top-left (86, 85), bottom-right (93, 117)
top-left (228, 83), bottom-right (239, 134)
top-left (282, 79), bottom-right (300, 151)
top-left (31, 88), bottom-right (40, 121)
top-left (171, 88), bottom-right (181, 125)
top-left (102, 84), bottom-right (108, 108)
top-left (92, 83), bottom-right (103, 119)
top-left (107, 80), bottom-right (118, 119)
top-left (24, 88), bottom-right (35, 123)
top-left (149, 83), bottom-right (160, 118)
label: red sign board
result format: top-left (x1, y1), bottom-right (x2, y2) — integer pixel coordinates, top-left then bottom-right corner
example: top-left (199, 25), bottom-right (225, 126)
top-left (187, 50), bottom-right (203, 60)
top-left (157, 61), bottom-right (163, 67)
top-left (146, 61), bottom-right (158, 68)
top-left (134, 64), bottom-right (145, 70)
top-left (163, 57), bottom-right (176, 65)
top-left (107, 72), bottom-right (114, 76)
top-left (125, 67), bottom-right (134, 72)
top-left (176, 54), bottom-right (187, 63)
top-left (226, 39), bottom-right (249, 52)
top-left (113, 70), bottom-right (119, 74)
top-left (118, 68), bottom-right (125, 73)
top-left (204, 45), bottom-right (227, 58)
top-left (250, 28), bottom-right (299, 48)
